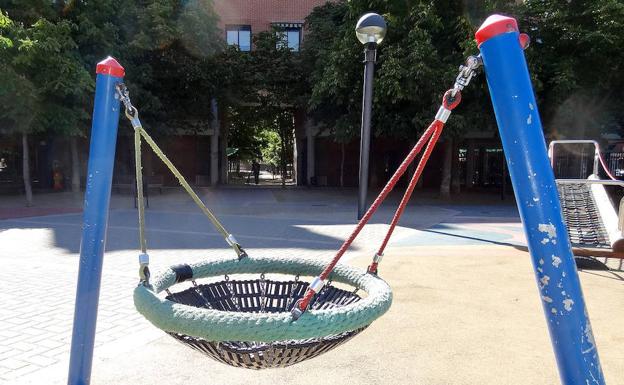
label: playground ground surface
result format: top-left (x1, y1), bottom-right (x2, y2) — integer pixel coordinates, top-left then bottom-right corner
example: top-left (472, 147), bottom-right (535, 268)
top-left (0, 188), bottom-right (622, 385)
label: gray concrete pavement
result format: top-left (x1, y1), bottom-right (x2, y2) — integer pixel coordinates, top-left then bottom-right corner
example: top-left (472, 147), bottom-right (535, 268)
top-left (1, 188), bottom-right (621, 384)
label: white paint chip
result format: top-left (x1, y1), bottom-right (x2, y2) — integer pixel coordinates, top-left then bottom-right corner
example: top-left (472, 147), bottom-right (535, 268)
top-left (541, 238), bottom-right (550, 244)
top-left (551, 307), bottom-right (557, 314)
top-left (529, 103), bottom-right (534, 110)
top-left (552, 255), bottom-right (562, 268)
top-left (542, 296), bottom-right (553, 303)
top-left (538, 223), bottom-right (557, 239)
top-left (527, 114), bottom-right (533, 125)
top-left (540, 275), bottom-right (550, 288)
top-left (563, 298), bottom-right (574, 311)
top-left (533, 197), bottom-right (540, 202)
top-left (583, 324), bottom-right (596, 354)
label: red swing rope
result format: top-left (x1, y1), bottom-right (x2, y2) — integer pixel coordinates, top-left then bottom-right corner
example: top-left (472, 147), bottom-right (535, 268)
top-left (293, 89), bottom-right (464, 317)
top-left (369, 89), bottom-right (462, 274)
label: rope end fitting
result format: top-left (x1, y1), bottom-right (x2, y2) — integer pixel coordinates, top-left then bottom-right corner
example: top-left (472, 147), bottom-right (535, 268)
top-left (226, 234), bottom-right (248, 260)
top-left (435, 89), bottom-right (463, 124)
top-left (290, 277), bottom-right (325, 320)
top-left (290, 299), bottom-right (306, 321)
top-left (138, 252), bottom-right (151, 286)
top-left (367, 253), bottom-right (384, 275)
top-left (443, 89), bottom-right (462, 110)
top-left (237, 248), bottom-right (248, 260)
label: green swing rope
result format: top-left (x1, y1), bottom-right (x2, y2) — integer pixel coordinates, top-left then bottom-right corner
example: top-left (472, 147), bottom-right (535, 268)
top-left (134, 127), bottom-right (147, 254)
top-left (117, 84), bottom-right (247, 274)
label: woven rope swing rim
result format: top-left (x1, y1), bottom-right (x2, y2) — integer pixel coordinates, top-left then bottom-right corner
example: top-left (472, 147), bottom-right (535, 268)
top-left (134, 255), bottom-right (393, 342)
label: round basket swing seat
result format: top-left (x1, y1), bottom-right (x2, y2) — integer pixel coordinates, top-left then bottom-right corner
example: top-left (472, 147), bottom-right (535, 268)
top-left (134, 255), bottom-right (393, 369)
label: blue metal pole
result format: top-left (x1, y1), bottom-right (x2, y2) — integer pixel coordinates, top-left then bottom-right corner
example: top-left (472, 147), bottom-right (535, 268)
top-left (67, 57), bottom-right (124, 385)
top-left (476, 15), bottom-right (604, 385)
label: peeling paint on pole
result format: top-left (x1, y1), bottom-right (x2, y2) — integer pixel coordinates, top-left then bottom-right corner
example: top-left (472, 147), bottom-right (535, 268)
top-left (477, 14), bottom-right (604, 385)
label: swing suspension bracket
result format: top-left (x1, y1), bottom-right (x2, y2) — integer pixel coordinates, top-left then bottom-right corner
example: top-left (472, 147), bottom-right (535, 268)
top-left (451, 55), bottom-right (482, 98)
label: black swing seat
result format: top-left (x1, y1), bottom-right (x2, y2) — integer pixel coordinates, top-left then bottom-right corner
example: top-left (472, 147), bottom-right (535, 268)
top-left (165, 277), bottom-right (365, 369)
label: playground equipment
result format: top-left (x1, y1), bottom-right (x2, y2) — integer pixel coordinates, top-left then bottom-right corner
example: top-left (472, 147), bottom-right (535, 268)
top-left (68, 14), bottom-right (605, 385)
top-left (549, 140), bottom-right (624, 266)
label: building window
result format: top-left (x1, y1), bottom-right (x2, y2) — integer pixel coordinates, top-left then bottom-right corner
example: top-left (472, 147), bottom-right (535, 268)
top-left (226, 25), bottom-right (251, 51)
top-left (273, 23), bottom-right (302, 52)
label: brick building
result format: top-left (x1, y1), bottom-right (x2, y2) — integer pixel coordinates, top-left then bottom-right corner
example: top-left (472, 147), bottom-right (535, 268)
top-left (215, 0), bottom-right (327, 50)
top-left (123, 0), bottom-right (331, 189)
top-left (211, 0), bottom-right (415, 188)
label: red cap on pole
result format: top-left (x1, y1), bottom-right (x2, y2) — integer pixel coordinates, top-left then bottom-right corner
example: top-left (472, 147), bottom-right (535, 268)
top-left (96, 56), bottom-right (125, 77)
top-left (475, 14), bottom-right (518, 46)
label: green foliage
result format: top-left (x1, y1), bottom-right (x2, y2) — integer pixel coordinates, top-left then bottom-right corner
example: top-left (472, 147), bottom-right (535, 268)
top-left (2, 0), bottom-right (624, 164)
top-left (302, 0), bottom-right (624, 143)
top-left (0, 1), bottom-right (226, 138)
top-left (259, 129), bottom-right (281, 168)
top-left (517, 0), bottom-right (624, 138)
top-left (223, 31), bottom-right (303, 179)
top-left (302, 0), bottom-right (493, 143)
top-left (0, 10), bottom-right (40, 134)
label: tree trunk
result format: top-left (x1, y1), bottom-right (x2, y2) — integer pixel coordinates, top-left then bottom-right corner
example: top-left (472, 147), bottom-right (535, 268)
top-left (22, 132), bottom-right (33, 206)
top-left (280, 130), bottom-right (287, 187)
top-left (439, 137), bottom-right (453, 199)
top-left (451, 140), bottom-right (461, 194)
top-left (70, 136), bottom-right (81, 193)
top-left (219, 119), bottom-right (228, 184)
top-left (339, 142), bottom-right (345, 187)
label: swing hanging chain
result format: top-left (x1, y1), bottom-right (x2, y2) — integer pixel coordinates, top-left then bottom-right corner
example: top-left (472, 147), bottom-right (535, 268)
top-left (292, 55), bottom-right (483, 318)
top-left (115, 84), bottom-right (249, 270)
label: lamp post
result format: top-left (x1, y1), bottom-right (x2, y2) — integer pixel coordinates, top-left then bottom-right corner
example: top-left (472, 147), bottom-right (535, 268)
top-left (355, 13), bottom-right (386, 219)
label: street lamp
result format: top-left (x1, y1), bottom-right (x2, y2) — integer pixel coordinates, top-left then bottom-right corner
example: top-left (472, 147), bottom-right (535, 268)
top-left (355, 13), bottom-right (386, 219)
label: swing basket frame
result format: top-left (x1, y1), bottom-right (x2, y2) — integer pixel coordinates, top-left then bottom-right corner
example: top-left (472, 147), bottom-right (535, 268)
top-left (134, 255), bottom-right (392, 368)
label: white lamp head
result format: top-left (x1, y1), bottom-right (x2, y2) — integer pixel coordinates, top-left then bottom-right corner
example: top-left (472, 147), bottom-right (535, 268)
top-left (355, 13), bottom-right (387, 45)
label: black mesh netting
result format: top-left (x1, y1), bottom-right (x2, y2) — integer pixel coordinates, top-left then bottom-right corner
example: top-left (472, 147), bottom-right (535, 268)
top-left (165, 278), bottom-right (366, 369)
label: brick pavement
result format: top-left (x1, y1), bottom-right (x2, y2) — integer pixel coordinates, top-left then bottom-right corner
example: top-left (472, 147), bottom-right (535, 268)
top-left (0, 189), bottom-right (521, 384)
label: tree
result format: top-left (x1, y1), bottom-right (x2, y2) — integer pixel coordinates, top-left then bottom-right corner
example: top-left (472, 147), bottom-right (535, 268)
top-left (0, 11), bottom-right (38, 205)
top-left (223, 30), bottom-right (305, 186)
top-left (0, 8), bottom-right (94, 202)
top-left (1, 1), bottom-right (226, 198)
top-left (303, 0), bottom-right (495, 197)
top-left (518, 0), bottom-right (624, 139)
top-left (18, 19), bottom-right (93, 194)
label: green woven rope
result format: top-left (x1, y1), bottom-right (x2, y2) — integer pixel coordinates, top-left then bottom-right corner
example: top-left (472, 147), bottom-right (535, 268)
top-left (134, 128), bottom-right (147, 253)
top-left (135, 126), bottom-right (245, 258)
top-left (134, 255), bottom-right (393, 342)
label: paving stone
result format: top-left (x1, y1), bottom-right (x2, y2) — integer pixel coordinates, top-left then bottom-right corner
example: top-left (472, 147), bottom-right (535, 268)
top-left (0, 357), bottom-right (28, 370)
top-left (25, 354), bottom-right (58, 367)
top-left (0, 189), bottom-right (516, 382)
top-left (9, 342), bottom-right (36, 353)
